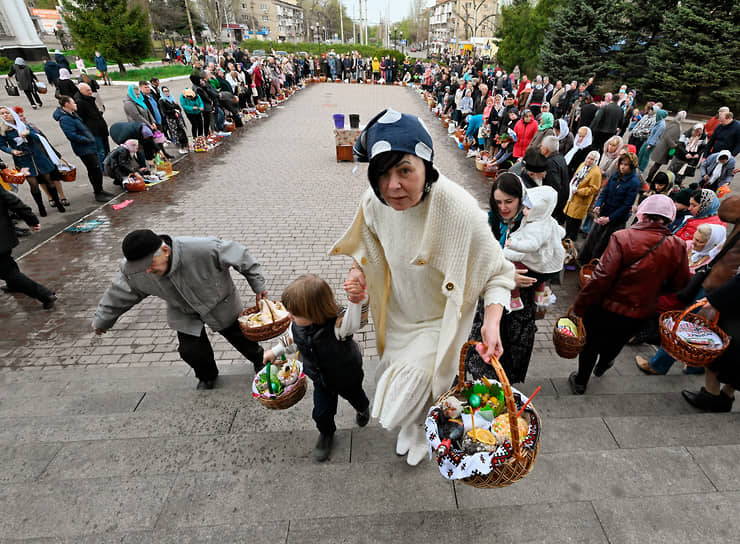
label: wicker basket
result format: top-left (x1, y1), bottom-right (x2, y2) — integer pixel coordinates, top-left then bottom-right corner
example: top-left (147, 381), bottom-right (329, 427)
top-left (432, 341), bottom-right (540, 488)
top-left (483, 161), bottom-right (498, 178)
top-left (475, 153), bottom-right (489, 171)
top-left (238, 299), bottom-right (291, 342)
top-left (256, 373), bottom-right (307, 410)
top-left (553, 307), bottom-right (587, 358)
top-left (659, 301), bottom-right (730, 367)
top-left (578, 259), bottom-right (599, 289)
top-left (58, 159), bottom-right (76, 182)
top-left (224, 121), bottom-right (236, 132)
top-left (1, 168), bottom-right (26, 184)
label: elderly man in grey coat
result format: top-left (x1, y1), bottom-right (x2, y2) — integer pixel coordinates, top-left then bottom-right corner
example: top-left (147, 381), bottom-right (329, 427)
top-left (92, 229), bottom-right (268, 389)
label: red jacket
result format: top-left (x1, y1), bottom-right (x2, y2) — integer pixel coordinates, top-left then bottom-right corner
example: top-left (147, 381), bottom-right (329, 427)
top-left (574, 222), bottom-right (690, 318)
top-left (513, 118), bottom-right (538, 158)
top-left (675, 214), bottom-right (725, 242)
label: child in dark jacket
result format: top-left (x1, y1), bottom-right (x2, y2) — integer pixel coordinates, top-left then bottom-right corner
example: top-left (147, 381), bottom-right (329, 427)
top-left (263, 274), bottom-right (370, 462)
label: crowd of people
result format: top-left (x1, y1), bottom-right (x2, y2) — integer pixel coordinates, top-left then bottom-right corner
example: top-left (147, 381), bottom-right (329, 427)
top-left (1, 45), bottom-right (306, 311)
top-left (2, 46), bottom-right (740, 465)
top-left (416, 53), bottom-right (739, 418)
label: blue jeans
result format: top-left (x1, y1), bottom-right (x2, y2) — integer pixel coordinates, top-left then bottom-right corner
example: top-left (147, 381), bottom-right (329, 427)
top-left (649, 347), bottom-right (705, 374)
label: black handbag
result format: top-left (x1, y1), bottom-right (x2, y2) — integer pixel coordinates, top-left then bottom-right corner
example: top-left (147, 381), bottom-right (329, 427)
top-left (5, 79), bottom-right (19, 97)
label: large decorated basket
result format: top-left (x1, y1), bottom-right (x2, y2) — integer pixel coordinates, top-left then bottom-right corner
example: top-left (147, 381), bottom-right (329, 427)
top-left (252, 356), bottom-right (307, 410)
top-left (426, 341), bottom-right (541, 488)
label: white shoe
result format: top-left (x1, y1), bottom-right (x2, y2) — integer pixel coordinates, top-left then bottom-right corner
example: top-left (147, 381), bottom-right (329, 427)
top-left (396, 425), bottom-right (412, 456)
top-left (178, 148), bottom-right (189, 154)
top-left (405, 425), bottom-right (429, 466)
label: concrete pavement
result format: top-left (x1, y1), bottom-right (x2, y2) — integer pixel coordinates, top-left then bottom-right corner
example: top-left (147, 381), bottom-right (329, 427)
top-left (1, 82), bottom-right (739, 542)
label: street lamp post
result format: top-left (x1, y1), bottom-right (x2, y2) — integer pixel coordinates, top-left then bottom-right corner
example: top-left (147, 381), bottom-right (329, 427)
top-left (400, 30), bottom-right (404, 53)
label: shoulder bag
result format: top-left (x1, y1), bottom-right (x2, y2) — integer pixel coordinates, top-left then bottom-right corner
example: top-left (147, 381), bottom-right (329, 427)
top-left (5, 79), bottom-right (19, 97)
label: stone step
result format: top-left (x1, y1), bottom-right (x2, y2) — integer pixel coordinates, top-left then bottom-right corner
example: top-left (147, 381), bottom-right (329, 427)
top-left (454, 446), bottom-right (715, 509)
top-left (593, 491), bottom-right (740, 543)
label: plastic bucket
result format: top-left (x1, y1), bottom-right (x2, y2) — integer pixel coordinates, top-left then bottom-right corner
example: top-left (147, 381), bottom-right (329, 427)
top-left (349, 114), bottom-right (360, 129)
top-left (333, 114), bottom-right (345, 129)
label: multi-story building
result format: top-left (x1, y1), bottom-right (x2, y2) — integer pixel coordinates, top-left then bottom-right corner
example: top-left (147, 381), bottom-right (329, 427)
top-left (428, 0), bottom-right (500, 54)
top-left (429, 0), bottom-right (456, 50)
top-left (234, 0), bottom-right (304, 43)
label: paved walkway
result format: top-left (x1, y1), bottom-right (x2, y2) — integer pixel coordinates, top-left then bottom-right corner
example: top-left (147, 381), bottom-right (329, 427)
top-left (1, 83), bottom-right (739, 543)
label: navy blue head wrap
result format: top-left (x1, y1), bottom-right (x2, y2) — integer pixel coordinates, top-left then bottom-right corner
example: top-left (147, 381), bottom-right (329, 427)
top-left (353, 108), bottom-right (434, 164)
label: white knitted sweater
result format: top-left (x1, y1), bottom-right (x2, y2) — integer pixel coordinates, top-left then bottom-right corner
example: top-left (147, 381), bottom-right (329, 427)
top-left (330, 174), bottom-right (515, 401)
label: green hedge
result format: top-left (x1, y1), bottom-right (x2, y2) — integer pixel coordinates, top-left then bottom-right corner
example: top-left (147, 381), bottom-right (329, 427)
top-left (239, 40), bottom-right (406, 64)
top-left (109, 65), bottom-right (193, 81)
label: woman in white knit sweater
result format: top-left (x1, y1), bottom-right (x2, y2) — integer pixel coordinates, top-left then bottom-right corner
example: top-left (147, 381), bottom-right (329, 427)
top-left (331, 109), bottom-right (515, 465)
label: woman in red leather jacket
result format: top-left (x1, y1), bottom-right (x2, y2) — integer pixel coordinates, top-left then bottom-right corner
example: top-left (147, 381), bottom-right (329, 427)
top-left (569, 194), bottom-right (690, 394)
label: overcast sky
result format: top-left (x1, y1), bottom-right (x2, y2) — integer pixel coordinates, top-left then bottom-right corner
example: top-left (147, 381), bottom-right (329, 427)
top-left (345, 0), bottom-right (430, 25)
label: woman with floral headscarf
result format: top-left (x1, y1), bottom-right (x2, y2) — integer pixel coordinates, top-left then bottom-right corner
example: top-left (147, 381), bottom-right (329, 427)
top-left (332, 108), bottom-right (515, 465)
top-left (675, 188), bottom-right (725, 242)
top-left (564, 150), bottom-right (602, 241)
top-left (569, 194), bottom-right (690, 394)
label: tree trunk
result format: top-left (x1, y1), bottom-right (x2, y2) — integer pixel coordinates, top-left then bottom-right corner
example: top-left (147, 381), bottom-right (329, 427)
top-left (118, 61), bottom-right (127, 74)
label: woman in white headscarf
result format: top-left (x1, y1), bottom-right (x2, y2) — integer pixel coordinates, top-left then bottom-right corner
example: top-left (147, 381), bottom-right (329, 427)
top-left (565, 126), bottom-right (594, 177)
top-left (55, 68), bottom-right (79, 98)
top-left (0, 106), bottom-right (65, 215)
top-left (554, 118), bottom-right (573, 155)
top-left (688, 223), bottom-right (727, 274)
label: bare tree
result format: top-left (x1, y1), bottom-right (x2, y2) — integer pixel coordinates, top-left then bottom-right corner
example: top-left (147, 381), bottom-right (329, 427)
top-left (456, 0), bottom-right (497, 40)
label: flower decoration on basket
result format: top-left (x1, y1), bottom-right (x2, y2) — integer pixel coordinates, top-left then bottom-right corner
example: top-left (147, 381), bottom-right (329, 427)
top-left (426, 341), bottom-right (541, 488)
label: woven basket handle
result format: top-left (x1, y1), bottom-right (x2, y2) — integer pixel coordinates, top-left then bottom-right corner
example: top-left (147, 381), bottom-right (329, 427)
top-left (58, 158), bottom-right (71, 169)
top-left (566, 305), bottom-right (577, 320)
top-left (457, 341), bottom-right (523, 460)
top-left (589, 258), bottom-right (599, 266)
top-left (672, 300), bottom-right (719, 334)
top-left (258, 297), bottom-right (277, 323)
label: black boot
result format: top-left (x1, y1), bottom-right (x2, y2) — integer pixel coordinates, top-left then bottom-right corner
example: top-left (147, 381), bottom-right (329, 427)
top-left (31, 191), bottom-right (47, 217)
top-left (46, 185), bottom-right (66, 213)
top-left (314, 433), bottom-right (334, 462)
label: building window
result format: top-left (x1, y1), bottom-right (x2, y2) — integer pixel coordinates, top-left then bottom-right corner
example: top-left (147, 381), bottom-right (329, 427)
top-left (241, 2), bottom-right (246, 8)
top-left (262, 15), bottom-right (269, 22)
top-left (260, 3), bottom-right (267, 9)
